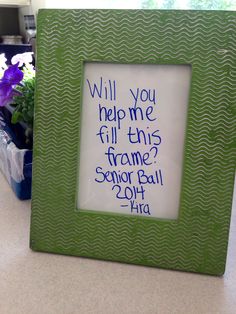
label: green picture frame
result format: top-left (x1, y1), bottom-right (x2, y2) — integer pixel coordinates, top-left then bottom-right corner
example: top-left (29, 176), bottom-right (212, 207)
top-left (31, 9), bottom-right (236, 275)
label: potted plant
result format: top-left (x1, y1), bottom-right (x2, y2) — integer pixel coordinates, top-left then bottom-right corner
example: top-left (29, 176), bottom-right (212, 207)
top-left (0, 52), bottom-right (35, 200)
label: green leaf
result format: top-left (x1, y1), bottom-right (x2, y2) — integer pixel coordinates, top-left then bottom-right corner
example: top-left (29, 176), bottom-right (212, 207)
top-left (11, 111), bottom-right (23, 124)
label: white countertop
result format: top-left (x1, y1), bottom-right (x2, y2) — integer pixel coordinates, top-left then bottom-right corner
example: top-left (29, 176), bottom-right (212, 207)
top-left (0, 172), bottom-right (236, 314)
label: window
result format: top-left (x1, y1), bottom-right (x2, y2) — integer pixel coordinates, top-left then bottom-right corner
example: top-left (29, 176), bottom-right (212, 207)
top-left (43, 0), bottom-right (236, 10)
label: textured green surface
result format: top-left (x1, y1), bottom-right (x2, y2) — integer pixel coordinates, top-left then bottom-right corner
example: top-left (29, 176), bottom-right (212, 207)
top-left (31, 9), bottom-right (236, 275)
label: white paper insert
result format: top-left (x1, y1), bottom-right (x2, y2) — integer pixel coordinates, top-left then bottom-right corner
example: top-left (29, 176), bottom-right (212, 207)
top-left (78, 63), bottom-right (191, 219)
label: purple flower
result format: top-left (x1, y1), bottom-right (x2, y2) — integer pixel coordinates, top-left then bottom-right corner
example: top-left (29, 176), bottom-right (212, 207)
top-left (0, 81), bottom-right (13, 107)
top-left (0, 63), bottom-right (24, 107)
top-left (2, 63), bottom-right (24, 85)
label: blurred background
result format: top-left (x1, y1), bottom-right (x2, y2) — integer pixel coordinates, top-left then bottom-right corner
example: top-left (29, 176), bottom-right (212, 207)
top-left (0, 0), bottom-right (236, 51)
